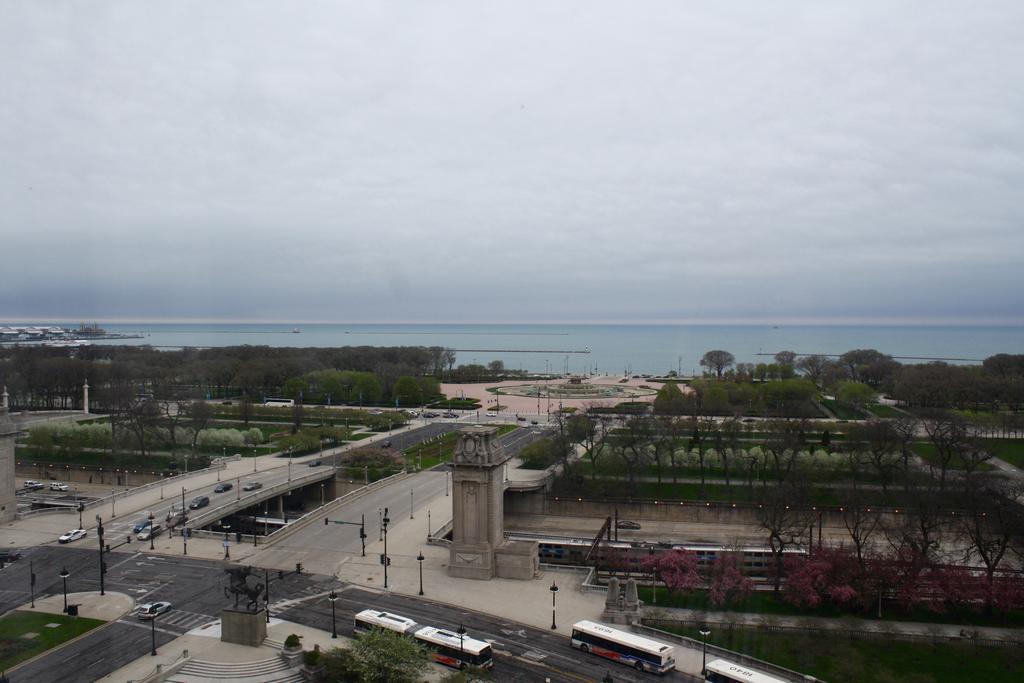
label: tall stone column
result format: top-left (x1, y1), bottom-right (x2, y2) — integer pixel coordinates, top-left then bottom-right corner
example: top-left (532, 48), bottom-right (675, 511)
top-left (448, 426), bottom-right (509, 579)
top-left (0, 387), bottom-right (17, 523)
top-left (83, 380), bottom-right (90, 415)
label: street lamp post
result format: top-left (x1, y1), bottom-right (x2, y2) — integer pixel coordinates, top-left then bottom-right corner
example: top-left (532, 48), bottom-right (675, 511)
top-left (59, 566), bottom-right (70, 613)
top-left (410, 488), bottom-right (414, 519)
top-left (96, 515), bottom-right (105, 596)
top-left (377, 507), bottom-right (383, 541)
top-left (417, 552), bottom-right (424, 596)
top-left (111, 489), bottom-right (115, 518)
top-left (148, 511), bottom-right (155, 550)
top-left (550, 580), bottom-right (559, 630)
top-left (77, 503), bottom-right (84, 529)
top-left (382, 507), bottom-right (390, 589)
top-left (288, 447), bottom-right (292, 482)
top-left (328, 589), bottom-right (338, 638)
top-left (150, 613), bottom-right (158, 656)
top-left (457, 624), bottom-right (466, 660)
top-left (445, 470), bottom-right (449, 497)
top-left (699, 627), bottom-right (711, 677)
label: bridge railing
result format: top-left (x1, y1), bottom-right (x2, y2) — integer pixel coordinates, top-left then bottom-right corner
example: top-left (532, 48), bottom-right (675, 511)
top-left (183, 468), bottom-right (337, 530)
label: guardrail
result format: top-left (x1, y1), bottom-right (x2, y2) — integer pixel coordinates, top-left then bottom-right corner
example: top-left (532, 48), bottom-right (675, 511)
top-left (632, 623), bottom-right (820, 683)
top-left (263, 470), bottom-right (409, 546)
top-left (183, 468), bottom-right (336, 531)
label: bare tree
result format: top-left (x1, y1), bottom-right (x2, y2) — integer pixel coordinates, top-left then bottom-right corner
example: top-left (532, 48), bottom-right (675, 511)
top-left (839, 491), bottom-right (883, 571)
top-left (955, 480), bottom-right (1024, 610)
top-left (700, 350), bottom-right (735, 378)
top-left (795, 354), bottom-right (828, 385)
top-left (613, 416), bottom-right (653, 489)
top-left (850, 420), bottom-right (902, 492)
top-left (757, 482), bottom-right (814, 592)
top-left (891, 416), bottom-right (919, 492)
top-left (760, 419), bottom-right (807, 483)
top-left (921, 412), bottom-right (970, 491)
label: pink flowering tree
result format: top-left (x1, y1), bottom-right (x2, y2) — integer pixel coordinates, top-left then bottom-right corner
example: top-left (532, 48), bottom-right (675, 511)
top-left (708, 552), bottom-right (753, 607)
top-left (642, 549), bottom-right (702, 596)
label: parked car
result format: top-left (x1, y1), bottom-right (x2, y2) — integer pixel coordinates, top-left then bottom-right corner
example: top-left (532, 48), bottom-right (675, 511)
top-left (133, 519), bottom-right (152, 534)
top-left (0, 550), bottom-right (23, 563)
top-left (442, 412), bottom-right (458, 418)
top-left (49, 482), bottom-right (70, 492)
top-left (404, 409), bottom-right (419, 417)
top-left (307, 460), bottom-right (323, 467)
top-left (137, 601), bottom-right (172, 620)
top-left (22, 480), bottom-right (45, 491)
top-left (423, 412), bottom-right (439, 418)
top-left (138, 524), bottom-right (163, 541)
top-left (59, 528), bottom-right (87, 544)
top-left (242, 481), bottom-right (262, 491)
top-left (530, 420), bottom-right (539, 425)
top-left (188, 496), bottom-right (210, 510)
top-left (486, 411), bottom-right (497, 417)
top-left (368, 409), bottom-right (383, 415)
top-left (382, 441), bottom-right (392, 448)
top-left (516, 415), bottom-right (526, 421)
top-left (213, 482), bottom-right (233, 493)
top-left (615, 520), bottom-right (642, 530)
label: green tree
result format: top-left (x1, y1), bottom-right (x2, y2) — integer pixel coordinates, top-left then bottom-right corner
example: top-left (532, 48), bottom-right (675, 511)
top-left (836, 380), bottom-right (877, 411)
top-left (653, 381), bottom-right (686, 414)
top-left (391, 376), bottom-right (423, 407)
top-left (700, 350), bottom-right (735, 378)
top-left (351, 373), bottom-right (383, 405)
top-left (349, 626), bottom-right (430, 683)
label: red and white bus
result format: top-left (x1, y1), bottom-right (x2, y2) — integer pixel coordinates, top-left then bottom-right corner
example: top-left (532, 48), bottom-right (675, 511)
top-left (570, 620), bottom-right (676, 674)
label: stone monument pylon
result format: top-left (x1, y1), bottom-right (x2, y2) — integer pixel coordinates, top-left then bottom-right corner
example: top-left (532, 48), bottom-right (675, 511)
top-left (1, 387), bottom-right (17, 523)
top-left (448, 425), bottom-right (538, 580)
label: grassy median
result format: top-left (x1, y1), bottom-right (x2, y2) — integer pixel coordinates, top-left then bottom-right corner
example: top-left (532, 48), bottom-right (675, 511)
top-left (0, 610), bottom-right (106, 671)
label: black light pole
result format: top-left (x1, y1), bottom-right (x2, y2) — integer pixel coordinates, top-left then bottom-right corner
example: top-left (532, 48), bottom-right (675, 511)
top-left (328, 590), bottom-right (338, 638)
top-left (457, 623), bottom-right (466, 660)
top-left (59, 566), bottom-right (70, 613)
top-left (95, 515), bottom-right (105, 596)
top-left (382, 507), bottom-right (390, 589)
top-left (148, 511), bottom-right (155, 550)
top-left (549, 580), bottom-right (559, 630)
top-left (699, 627), bottom-right (711, 677)
top-left (29, 560), bottom-right (36, 608)
top-left (151, 613), bottom-right (158, 656)
top-left (77, 503), bottom-right (84, 529)
top-left (417, 552), bottom-right (425, 596)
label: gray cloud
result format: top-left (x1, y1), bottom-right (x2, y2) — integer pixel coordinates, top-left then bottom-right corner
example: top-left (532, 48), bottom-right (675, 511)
top-left (2, 1), bottom-right (1023, 323)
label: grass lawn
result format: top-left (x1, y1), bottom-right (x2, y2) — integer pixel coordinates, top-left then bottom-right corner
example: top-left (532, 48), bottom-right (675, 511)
top-left (637, 587), bottom-right (1024, 628)
top-left (982, 438), bottom-right (1024, 468)
top-left (621, 481), bottom-right (907, 507)
top-left (820, 398), bottom-right (864, 420)
top-left (913, 443), bottom-right (995, 471)
top-left (657, 623), bottom-right (1024, 683)
top-left (0, 611), bottom-right (106, 671)
top-left (867, 404), bottom-right (907, 418)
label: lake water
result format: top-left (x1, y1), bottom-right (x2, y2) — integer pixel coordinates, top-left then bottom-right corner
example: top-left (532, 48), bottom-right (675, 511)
top-left (71, 323), bottom-right (1024, 375)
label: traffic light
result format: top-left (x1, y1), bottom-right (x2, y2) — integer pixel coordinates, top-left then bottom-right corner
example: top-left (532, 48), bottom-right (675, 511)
top-left (359, 528), bottom-right (366, 539)
top-left (379, 554), bottom-right (385, 565)
top-left (295, 562), bottom-right (303, 574)
top-left (324, 518), bottom-right (328, 525)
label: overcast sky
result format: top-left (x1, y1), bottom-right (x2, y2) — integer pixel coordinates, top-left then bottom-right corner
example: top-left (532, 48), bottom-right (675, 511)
top-left (2, 2), bottom-right (1023, 324)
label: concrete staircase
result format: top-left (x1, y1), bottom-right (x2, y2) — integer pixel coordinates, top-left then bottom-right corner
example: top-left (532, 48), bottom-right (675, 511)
top-left (166, 656), bottom-right (302, 683)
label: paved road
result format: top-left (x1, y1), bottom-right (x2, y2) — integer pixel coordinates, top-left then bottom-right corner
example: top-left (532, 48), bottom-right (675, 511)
top-left (0, 546), bottom-right (693, 683)
top-left (281, 586), bottom-right (694, 683)
top-left (0, 545), bottom-right (336, 683)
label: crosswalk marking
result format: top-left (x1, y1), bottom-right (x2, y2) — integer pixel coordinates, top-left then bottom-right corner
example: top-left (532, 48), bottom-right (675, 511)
top-left (120, 609), bottom-right (214, 633)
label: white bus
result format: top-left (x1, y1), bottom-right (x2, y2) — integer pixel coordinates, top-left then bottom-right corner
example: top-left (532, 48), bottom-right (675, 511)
top-left (353, 609), bottom-right (419, 635)
top-left (354, 610), bottom-right (494, 671)
top-left (413, 626), bottom-right (494, 670)
top-left (264, 398), bottom-right (295, 407)
top-left (570, 621), bottom-right (676, 674)
top-left (705, 659), bottom-right (791, 683)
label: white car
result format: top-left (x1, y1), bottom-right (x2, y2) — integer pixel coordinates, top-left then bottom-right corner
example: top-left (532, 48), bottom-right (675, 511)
top-left (486, 411), bottom-right (497, 417)
top-left (137, 601), bottom-right (172, 620)
top-left (23, 480), bottom-right (45, 491)
top-left (59, 528), bottom-right (87, 544)
top-left (49, 482), bottom-right (70, 492)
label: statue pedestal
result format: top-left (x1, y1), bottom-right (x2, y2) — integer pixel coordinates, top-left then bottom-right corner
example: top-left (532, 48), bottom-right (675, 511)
top-left (221, 608), bottom-right (267, 647)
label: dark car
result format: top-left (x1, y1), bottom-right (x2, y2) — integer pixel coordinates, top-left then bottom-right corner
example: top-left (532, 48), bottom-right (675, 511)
top-left (0, 550), bottom-right (23, 563)
top-left (132, 519), bottom-right (152, 534)
top-left (530, 420), bottom-right (539, 425)
top-left (382, 441), bottom-right (392, 448)
top-left (442, 412), bottom-right (458, 418)
top-left (307, 460), bottom-right (323, 467)
top-left (616, 520), bottom-right (642, 530)
top-left (516, 415), bottom-right (526, 421)
top-left (214, 482), bottom-right (233, 493)
top-left (423, 412), bottom-right (439, 418)
top-left (188, 496), bottom-right (210, 510)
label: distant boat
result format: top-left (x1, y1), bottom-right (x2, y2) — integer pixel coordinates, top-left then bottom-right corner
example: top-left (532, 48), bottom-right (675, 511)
top-left (292, 328), bottom-right (301, 333)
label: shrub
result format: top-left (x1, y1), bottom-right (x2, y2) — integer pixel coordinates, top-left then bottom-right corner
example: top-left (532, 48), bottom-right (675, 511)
top-left (284, 633), bottom-right (302, 648)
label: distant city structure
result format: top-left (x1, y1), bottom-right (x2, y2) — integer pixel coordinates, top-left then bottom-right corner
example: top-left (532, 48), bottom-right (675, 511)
top-left (0, 323), bottom-right (136, 347)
